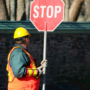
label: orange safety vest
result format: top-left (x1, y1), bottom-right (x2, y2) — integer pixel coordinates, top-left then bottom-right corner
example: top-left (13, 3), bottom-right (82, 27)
top-left (6, 46), bottom-right (40, 90)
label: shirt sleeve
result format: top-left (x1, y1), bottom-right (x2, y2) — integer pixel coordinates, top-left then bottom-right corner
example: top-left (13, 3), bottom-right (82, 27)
top-left (9, 49), bottom-right (30, 78)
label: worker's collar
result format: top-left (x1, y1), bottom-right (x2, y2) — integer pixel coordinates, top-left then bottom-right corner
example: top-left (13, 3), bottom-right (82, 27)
top-left (14, 44), bottom-right (28, 51)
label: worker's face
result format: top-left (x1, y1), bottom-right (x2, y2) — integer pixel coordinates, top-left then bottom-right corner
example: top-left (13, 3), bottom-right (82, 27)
top-left (26, 37), bottom-right (30, 48)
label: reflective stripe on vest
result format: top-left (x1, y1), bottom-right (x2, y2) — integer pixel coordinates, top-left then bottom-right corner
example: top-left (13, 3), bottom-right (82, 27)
top-left (6, 46), bottom-right (39, 82)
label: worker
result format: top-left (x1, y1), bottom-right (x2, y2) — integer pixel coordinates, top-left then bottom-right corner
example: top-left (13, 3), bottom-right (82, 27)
top-left (6, 27), bottom-right (47, 90)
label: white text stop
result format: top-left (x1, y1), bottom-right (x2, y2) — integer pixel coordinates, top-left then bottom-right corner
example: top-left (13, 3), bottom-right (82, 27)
top-left (33, 5), bottom-right (61, 18)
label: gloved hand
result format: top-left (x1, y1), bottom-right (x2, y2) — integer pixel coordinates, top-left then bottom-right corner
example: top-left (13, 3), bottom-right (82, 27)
top-left (41, 60), bottom-right (48, 67)
top-left (37, 66), bottom-right (43, 76)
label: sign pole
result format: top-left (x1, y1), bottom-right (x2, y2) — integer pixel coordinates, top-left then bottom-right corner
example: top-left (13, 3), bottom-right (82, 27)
top-left (42, 23), bottom-right (47, 90)
top-left (30, 0), bottom-right (64, 90)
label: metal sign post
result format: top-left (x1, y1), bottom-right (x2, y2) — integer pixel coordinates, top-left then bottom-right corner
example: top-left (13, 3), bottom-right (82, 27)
top-left (30, 0), bottom-right (64, 90)
top-left (42, 23), bottom-right (47, 90)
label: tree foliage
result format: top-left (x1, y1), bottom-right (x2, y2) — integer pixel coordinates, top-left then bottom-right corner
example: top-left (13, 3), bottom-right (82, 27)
top-left (0, 0), bottom-right (88, 22)
top-left (17, 0), bottom-right (25, 21)
top-left (69, 0), bottom-right (84, 21)
top-left (0, 0), bottom-right (8, 20)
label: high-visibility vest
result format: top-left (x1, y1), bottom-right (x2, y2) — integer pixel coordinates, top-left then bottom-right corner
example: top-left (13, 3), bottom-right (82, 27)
top-left (6, 46), bottom-right (40, 90)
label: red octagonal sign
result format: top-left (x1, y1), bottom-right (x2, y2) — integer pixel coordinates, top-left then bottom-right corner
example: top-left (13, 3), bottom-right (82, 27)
top-left (30, 0), bottom-right (64, 32)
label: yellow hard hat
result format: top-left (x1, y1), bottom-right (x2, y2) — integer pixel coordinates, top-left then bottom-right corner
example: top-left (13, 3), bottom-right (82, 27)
top-left (13, 27), bottom-right (31, 39)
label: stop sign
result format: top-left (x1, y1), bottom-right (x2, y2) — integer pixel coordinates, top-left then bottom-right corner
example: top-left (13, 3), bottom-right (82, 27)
top-left (30, 0), bottom-right (64, 32)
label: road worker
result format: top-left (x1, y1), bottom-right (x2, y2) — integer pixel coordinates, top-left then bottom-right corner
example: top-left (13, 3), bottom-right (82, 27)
top-left (6, 27), bottom-right (47, 90)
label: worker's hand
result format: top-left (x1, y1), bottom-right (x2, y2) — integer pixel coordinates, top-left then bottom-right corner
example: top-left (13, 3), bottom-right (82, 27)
top-left (37, 66), bottom-right (43, 76)
top-left (41, 60), bottom-right (48, 67)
